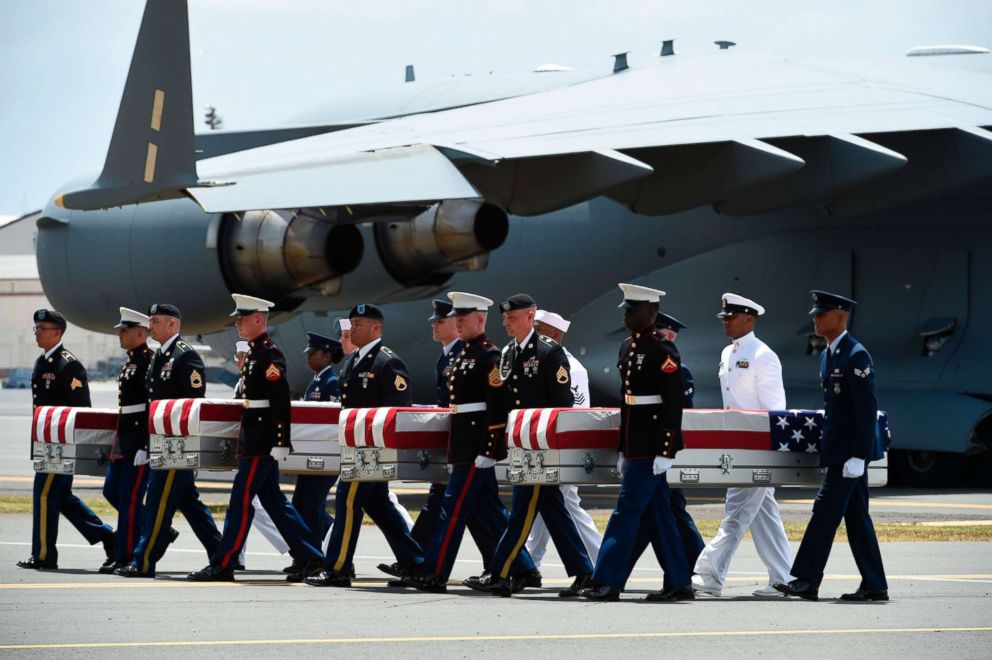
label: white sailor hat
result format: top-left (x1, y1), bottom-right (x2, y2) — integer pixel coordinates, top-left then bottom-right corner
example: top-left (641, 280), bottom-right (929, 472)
top-left (617, 283), bottom-right (665, 308)
top-left (534, 309), bottom-right (571, 333)
top-left (235, 341), bottom-right (250, 353)
top-left (114, 307), bottom-right (149, 329)
top-left (717, 293), bottom-right (765, 318)
top-left (447, 291), bottom-right (493, 316)
top-left (229, 293), bottom-right (274, 317)
top-left (338, 318), bottom-right (352, 332)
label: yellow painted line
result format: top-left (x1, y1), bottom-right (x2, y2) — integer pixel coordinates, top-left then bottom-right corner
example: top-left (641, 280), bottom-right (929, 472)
top-left (919, 519), bottom-right (992, 527)
top-left (780, 499), bottom-right (992, 511)
top-left (150, 89), bottom-right (165, 131)
top-left (2, 627), bottom-right (990, 650)
top-left (143, 143), bottom-right (158, 183)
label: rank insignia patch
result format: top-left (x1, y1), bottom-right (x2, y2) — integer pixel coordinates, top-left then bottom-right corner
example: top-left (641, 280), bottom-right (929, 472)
top-left (70, 377), bottom-right (83, 390)
top-left (661, 356), bottom-right (678, 374)
top-left (394, 375), bottom-right (408, 391)
top-left (190, 370), bottom-right (203, 388)
top-left (488, 366), bottom-right (503, 387)
top-left (265, 364), bottom-right (281, 381)
top-left (555, 365), bottom-right (569, 384)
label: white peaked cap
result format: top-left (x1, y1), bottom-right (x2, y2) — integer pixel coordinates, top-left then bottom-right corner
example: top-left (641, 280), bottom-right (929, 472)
top-left (617, 282), bottom-right (666, 307)
top-left (535, 309), bottom-right (571, 333)
top-left (338, 318), bottom-right (352, 331)
top-left (718, 292), bottom-right (765, 317)
top-left (447, 291), bottom-right (494, 315)
top-left (235, 341), bottom-right (250, 353)
top-left (230, 293), bottom-right (274, 317)
top-left (114, 307), bottom-right (149, 329)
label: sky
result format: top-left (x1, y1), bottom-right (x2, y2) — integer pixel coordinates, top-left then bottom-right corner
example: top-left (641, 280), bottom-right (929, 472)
top-left (1, 0), bottom-right (989, 215)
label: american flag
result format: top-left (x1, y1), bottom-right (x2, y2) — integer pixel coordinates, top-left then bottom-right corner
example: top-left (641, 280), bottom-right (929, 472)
top-left (768, 410), bottom-right (824, 453)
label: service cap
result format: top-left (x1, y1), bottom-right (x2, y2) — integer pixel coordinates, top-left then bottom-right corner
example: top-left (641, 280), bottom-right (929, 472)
top-left (114, 307), bottom-right (149, 329)
top-left (303, 332), bottom-right (342, 355)
top-left (448, 291), bottom-right (494, 316)
top-left (717, 293), bottom-right (765, 318)
top-left (428, 299), bottom-right (454, 321)
top-left (230, 294), bottom-right (274, 317)
top-left (617, 283), bottom-right (665, 309)
top-left (809, 290), bottom-right (857, 315)
top-left (654, 312), bottom-right (686, 332)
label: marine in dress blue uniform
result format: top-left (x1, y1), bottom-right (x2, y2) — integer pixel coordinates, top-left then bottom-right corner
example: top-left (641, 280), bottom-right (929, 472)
top-left (189, 295), bottom-right (324, 582)
top-left (409, 292), bottom-right (538, 594)
top-left (118, 304), bottom-right (222, 577)
top-left (306, 304), bottom-right (423, 587)
top-left (470, 293), bottom-right (593, 598)
top-left (18, 309), bottom-right (115, 570)
top-left (100, 308), bottom-right (156, 573)
top-left (582, 285), bottom-right (693, 601)
top-left (775, 291), bottom-right (888, 601)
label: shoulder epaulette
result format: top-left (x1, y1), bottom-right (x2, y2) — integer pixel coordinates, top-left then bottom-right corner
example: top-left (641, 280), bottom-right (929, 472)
top-left (60, 350), bottom-right (76, 362)
top-left (176, 340), bottom-right (191, 351)
top-left (538, 334), bottom-right (559, 347)
top-left (380, 345), bottom-right (396, 357)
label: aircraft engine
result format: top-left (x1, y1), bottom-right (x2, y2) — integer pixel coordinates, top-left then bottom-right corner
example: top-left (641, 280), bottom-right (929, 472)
top-left (373, 200), bottom-right (509, 286)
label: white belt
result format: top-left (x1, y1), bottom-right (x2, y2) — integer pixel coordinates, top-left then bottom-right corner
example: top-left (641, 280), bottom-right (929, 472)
top-left (450, 402), bottom-right (487, 414)
top-left (243, 399), bottom-right (270, 409)
top-left (120, 403), bottom-right (147, 414)
top-left (624, 394), bottom-right (662, 405)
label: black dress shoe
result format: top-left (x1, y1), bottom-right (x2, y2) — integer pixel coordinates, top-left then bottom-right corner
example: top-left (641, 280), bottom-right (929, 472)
top-left (387, 575), bottom-right (417, 588)
top-left (282, 562), bottom-right (300, 574)
top-left (511, 568), bottom-right (543, 593)
top-left (187, 565), bottom-right (236, 582)
top-left (411, 574), bottom-right (447, 594)
top-left (491, 577), bottom-right (515, 598)
top-left (102, 534), bottom-right (117, 563)
top-left (377, 562), bottom-right (409, 578)
top-left (559, 574), bottom-right (593, 598)
top-left (840, 588), bottom-right (889, 602)
top-left (98, 561), bottom-right (123, 575)
top-left (286, 559), bottom-right (324, 583)
top-left (773, 580), bottom-right (818, 601)
top-left (166, 528), bottom-right (180, 547)
top-left (581, 584), bottom-right (621, 601)
top-left (463, 572), bottom-right (497, 593)
top-left (304, 569), bottom-right (351, 587)
top-left (645, 585), bottom-right (695, 601)
top-left (16, 556), bottom-right (58, 570)
top-left (115, 564), bottom-right (155, 578)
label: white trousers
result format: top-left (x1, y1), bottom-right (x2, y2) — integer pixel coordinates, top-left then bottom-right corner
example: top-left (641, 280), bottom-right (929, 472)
top-left (693, 486), bottom-right (793, 585)
top-left (526, 485), bottom-right (603, 569)
top-left (238, 495), bottom-right (291, 566)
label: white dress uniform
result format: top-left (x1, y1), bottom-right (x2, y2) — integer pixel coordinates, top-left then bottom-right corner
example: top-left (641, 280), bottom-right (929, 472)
top-left (526, 342), bottom-right (603, 568)
top-left (693, 326), bottom-right (794, 592)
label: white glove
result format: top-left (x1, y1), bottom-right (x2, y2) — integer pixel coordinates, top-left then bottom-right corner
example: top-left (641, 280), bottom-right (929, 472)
top-left (474, 455), bottom-right (497, 469)
top-left (842, 457), bottom-right (865, 479)
top-left (652, 456), bottom-right (673, 475)
top-left (615, 452), bottom-right (627, 477)
top-left (270, 446), bottom-right (290, 461)
top-left (133, 449), bottom-right (149, 466)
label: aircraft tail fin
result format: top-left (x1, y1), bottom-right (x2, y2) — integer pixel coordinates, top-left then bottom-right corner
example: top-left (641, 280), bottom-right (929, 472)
top-left (56, 0), bottom-right (204, 210)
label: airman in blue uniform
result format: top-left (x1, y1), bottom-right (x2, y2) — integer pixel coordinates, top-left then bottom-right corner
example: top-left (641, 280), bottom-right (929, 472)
top-left (774, 290), bottom-right (888, 601)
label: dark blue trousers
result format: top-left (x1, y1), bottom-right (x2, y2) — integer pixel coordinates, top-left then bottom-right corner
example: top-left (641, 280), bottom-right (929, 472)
top-left (411, 482), bottom-right (499, 573)
top-left (592, 459), bottom-right (691, 589)
top-left (323, 480), bottom-right (422, 574)
top-left (791, 465), bottom-right (887, 590)
top-left (625, 487), bottom-right (704, 588)
top-left (102, 460), bottom-right (150, 563)
top-left (292, 474), bottom-right (337, 542)
top-left (212, 456), bottom-right (324, 569)
top-left (32, 472), bottom-right (112, 564)
top-left (133, 469), bottom-right (221, 573)
top-left (419, 465), bottom-right (535, 581)
top-left (493, 484), bottom-right (594, 579)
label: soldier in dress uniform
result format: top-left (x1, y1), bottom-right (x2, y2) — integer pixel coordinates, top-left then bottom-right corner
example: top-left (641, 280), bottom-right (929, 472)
top-left (466, 294), bottom-right (593, 598)
top-left (581, 284), bottom-right (693, 601)
top-left (306, 304), bottom-right (423, 587)
top-left (407, 292), bottom-right (539, 594)
top-left (189, 295), bottom-right (325, 582)
top-left (18, 309), bottom-right (115, 570)
top-left (100, 308), bottom-right (156, 574)
top-left (525, 310), bottom-right (603, 572)
top-left (380, 299), bottom-right (497, 584)
top-left (693, 294), bottom-right (794, 598)
top-left (775, 291), bottom-right (888, 601)
top-left (117, 304), bottom-right (221, 577)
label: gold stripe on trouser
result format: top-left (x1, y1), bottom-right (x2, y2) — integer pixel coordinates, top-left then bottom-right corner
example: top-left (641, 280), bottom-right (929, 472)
top-left (500, 485), bottom-right (541, 579)
top-left (333, 482), bottom-right (360, 572)
top-left (37, 474), bottom-right (56, 562)
top-left (142, 470), bottom-right (176, 573)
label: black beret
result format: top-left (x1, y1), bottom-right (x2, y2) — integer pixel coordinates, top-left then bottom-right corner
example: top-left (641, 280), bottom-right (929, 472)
top-left (34, 309), bottom-right (67, 331)
top-left (148, 303), bottom-right (182, 319)
top-left (349, 303), bottom-right (384, 322)
top-left (428, 299), bottom-right (453, 321)
top-left (499, 293), bottom-right (536, 313)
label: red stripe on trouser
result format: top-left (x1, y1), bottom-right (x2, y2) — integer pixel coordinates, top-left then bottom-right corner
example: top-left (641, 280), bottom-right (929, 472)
top-left (221, 457), bottom-right (260, 568)
top-left (178, 399), bottom-right (195, 436)
top-left (126, 464), bottom-right (146, 557)
top-left (43, 407), bottom-right (57, 442)
top-left (56, 408), bottom-right (71, 443)
top-left (162, 400), bottom-right (178, 435)
top-left (433, 465), bottom-right (476, 577)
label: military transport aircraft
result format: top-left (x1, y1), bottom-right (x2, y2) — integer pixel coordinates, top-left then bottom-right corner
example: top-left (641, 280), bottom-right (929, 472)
top-left (33, 0), bottom-right (992, 485)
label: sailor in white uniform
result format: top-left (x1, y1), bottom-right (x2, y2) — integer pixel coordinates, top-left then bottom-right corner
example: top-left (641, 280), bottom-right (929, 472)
top-left (525, 310), bottom-right (603, 568)
top-left (692, 293), bottom-right (794, 598)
